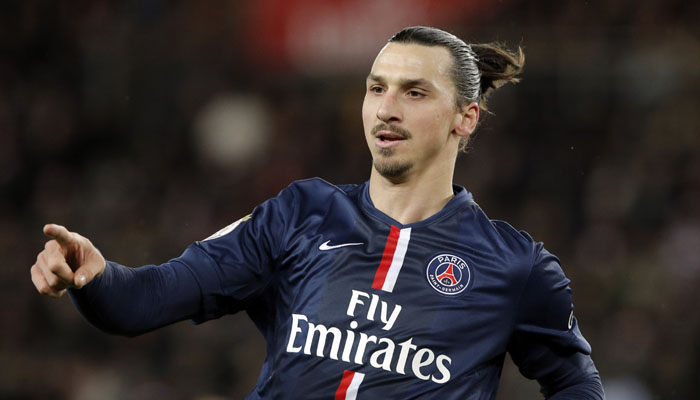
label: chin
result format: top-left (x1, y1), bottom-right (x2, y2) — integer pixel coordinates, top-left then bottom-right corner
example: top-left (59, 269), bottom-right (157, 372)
top-left (374, 159), bottom-right (414, 179)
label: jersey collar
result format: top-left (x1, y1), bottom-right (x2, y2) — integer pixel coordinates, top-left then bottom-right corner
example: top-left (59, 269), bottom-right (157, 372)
top-left (359, 181), bottom-right (474, 228)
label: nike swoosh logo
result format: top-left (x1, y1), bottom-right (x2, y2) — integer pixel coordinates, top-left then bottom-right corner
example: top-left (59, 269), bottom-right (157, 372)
top-left (319, 240), bottom-right (364, 251)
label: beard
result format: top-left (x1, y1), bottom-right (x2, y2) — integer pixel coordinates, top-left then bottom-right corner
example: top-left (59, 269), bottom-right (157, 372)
top-left (374, 149), bottom-right (414, 178)
top-left (371, 123), bottom-right (414, 179)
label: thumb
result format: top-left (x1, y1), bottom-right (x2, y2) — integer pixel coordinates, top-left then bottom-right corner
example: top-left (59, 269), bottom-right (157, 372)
top-left (43, 224), bottom-right (76, 249)
top-left (73, 260), bottom-right (105, 289)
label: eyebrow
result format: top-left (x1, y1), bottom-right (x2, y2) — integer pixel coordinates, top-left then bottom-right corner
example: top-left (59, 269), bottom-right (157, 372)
top-left (366, 74), bottom-right (434, 90)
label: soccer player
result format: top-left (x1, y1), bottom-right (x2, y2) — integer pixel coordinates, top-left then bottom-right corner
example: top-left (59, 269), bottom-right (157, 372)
top-left (31, 26), bottom-right (604, 399)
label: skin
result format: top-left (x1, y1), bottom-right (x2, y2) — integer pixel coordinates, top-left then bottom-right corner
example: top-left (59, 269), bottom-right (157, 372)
top-left (363, 42), bottom-right (479, 225)
top-left (32, 42), bottom-right (480, 297)
top-left (31, 224), bottom-right (105, 298)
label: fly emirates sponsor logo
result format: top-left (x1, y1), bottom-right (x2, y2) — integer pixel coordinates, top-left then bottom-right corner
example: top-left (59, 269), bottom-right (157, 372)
top-left (286, 290), bottom-right (452, 384)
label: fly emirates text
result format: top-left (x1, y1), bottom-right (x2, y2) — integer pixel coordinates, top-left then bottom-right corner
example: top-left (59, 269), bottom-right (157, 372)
top-left (286, 290), bottom-right (452, 384)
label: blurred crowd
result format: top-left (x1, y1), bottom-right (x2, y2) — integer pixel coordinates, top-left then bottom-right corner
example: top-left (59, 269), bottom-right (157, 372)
top-left (1, 1), bottom-right (699, 399)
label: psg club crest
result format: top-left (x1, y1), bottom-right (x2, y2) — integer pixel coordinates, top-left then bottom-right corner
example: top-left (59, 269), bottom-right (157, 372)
top-left (426, 254), bottom-right (471, 296)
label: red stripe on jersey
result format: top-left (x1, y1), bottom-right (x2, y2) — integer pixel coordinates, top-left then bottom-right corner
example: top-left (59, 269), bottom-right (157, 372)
top-left (334, 370), bottom-right (355, 400)
top-left (372, 225), bottom-right (400, 290)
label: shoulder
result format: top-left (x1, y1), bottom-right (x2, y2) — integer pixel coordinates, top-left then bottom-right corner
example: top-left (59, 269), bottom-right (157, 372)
top-left (490, 219), bottom-right (539, 260)
top-left (466, 201), bottom-right (538, 264)
top-left (251, 178), bottom-right (361, 211)
top-left (485, 220), bottom-right (570, 312)
top-left (282, 178), bottom-right (362, 208)
top-left (286, 177), bottom-right (361, 198)
top-left (266, 178), bottom-right (362, 220)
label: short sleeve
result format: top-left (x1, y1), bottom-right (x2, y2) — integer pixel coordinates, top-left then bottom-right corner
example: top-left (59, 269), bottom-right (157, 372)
top-left (177, 185), bottom-right (297, 323)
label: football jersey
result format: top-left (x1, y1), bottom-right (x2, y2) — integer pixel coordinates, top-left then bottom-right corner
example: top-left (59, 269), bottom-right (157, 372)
top-left (72, 178), bottom-right (600, 399)
top-left (180, 179), bottom-right (590, 399)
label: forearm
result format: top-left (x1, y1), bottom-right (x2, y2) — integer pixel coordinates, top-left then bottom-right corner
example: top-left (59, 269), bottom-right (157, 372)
top-left (533, 351), bottom-right (604, 400)
top-left (547, 371), bottom-right (604, 399)
top-left (510, 331), bottom-right (604, 400)
top-left (68, 259), bottom-right (203, 337)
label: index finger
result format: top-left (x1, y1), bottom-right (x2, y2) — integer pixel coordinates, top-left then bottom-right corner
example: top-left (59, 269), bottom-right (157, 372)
top-left (43, 224), bottom-right (75, 248)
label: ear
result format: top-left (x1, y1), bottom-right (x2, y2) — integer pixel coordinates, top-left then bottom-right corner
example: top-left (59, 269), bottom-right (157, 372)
top-left (453, 102), bottom-right (479, 138)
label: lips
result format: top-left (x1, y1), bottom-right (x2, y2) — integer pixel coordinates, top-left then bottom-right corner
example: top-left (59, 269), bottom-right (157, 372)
top-left (376, 130), bottom-right (405, 141)
top-left (375, 130), bottom-right (406, 149)
top-left (371, 124), bottom-right (410, 150)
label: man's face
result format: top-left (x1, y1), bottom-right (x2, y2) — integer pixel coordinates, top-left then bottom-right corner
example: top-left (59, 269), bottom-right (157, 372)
top-left (362, 42), bottom-right (463, 180)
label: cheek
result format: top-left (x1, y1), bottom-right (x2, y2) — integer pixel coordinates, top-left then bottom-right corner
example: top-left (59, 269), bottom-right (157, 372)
top-left (361, 97), bottom-right (376, 133)
top-left (361, 97), bottom-right (370, 121)
top-left (432, 107), bottom-right (456, 132)
top-left (415, 109), bottom-right (452, 136)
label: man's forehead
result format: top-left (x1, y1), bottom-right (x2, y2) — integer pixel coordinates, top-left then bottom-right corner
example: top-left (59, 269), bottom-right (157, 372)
top-left (369, 43), bottom-right (453, 79)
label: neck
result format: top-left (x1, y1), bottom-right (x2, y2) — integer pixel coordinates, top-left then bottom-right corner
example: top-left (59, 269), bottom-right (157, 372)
top-left (368, 162), bottom-right (456, 225)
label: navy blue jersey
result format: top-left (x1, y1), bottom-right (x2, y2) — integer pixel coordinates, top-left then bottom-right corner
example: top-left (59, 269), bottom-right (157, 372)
top-left (70, 178), bottom-right (603, 399)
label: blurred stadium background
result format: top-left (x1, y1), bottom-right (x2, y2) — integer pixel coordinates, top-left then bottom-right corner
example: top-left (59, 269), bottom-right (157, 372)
top-left (1, 0), bottom-right (699, 398)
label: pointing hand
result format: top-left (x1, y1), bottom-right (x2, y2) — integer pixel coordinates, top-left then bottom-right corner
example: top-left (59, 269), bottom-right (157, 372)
top-left (31, 224), bottom-right (106, 298)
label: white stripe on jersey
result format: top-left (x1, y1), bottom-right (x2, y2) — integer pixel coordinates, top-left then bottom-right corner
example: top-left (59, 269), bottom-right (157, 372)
top-left (382, 227), bottom-right (411, 292)
top-left (345, 371), bottom-right (365, 400)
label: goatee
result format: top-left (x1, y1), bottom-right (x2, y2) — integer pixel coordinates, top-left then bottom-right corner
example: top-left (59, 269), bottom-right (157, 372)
top-left (374, 158), bottom-right (414, 178)
top-left (374, 148), bottom-right (413, 178)
top-left (371, 123), bottom-right (414, 178)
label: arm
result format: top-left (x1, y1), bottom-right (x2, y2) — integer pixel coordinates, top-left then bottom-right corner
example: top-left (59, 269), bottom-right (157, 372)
top-left (30, 224), bottom-right (205, 336)
top-left (67, 235), bottom-right (260, 337)
top-left (31, 222), bottom-right (267, 337)
top-left (509, 330), bottom-right (603, 399)
top-left (68, 258), bottom-right (204, 337)
top-left (508, 243), bottom-right (604, 399)
top-left (31, 186), bottom-right (295, 336)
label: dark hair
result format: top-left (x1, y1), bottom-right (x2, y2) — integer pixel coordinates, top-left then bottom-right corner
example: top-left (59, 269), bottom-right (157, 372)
top-left (389, 26), bottom-right (524, 151)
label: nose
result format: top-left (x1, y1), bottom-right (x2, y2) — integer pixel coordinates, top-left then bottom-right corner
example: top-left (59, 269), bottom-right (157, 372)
top-left (376, 91), bottom-right (402, 123)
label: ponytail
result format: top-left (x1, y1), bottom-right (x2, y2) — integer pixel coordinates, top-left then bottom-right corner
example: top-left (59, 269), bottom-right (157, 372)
top-left (472, 43), bottom-right (525, 112)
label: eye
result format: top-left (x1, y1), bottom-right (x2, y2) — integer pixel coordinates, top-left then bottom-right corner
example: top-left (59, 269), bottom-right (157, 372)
top-left (407, 90), bottom-right (425, 98)
top-left (369, 86), bottom-right (385, 94)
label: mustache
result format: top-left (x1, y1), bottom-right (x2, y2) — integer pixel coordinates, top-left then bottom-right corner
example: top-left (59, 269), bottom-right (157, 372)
top-left (371, 123), bottom-right (412, 139)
